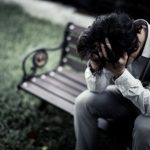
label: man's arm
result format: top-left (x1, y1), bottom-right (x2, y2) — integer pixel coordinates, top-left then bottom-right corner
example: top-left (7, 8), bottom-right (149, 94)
top-left (98, 38), bottom-right (150, 115)
top-left (115, 69), bottom-right (150, 116)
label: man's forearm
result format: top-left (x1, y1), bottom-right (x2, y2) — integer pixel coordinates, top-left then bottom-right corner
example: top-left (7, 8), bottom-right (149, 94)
top-left (115, 69), bottom-right (150, 116)
top-left (85, 61), bottom-right (111, 93)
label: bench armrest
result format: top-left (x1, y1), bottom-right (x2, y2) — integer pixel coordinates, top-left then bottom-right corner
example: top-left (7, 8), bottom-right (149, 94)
top-left (21, 44), bottom-right (62, 82)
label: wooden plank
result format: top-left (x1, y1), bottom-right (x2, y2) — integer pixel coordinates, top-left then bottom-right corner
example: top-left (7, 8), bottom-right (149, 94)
top-left (67, 25), bottom-right (86, 45)
top-left (69, 30), bottom-right (83, 37)
top-left (58, 69), bottom-right (86, 86)
top-left (48, 73), bottom-right (86, 91)
top-left (32, 77), bottom-right (76, 103)
top-left (65, 45), bottom-right (79, 58)
top-left (20, 81), bottom-right (75, 115)
top-left (66, 57), bottom-right (87, 72)
top-left (65, 45), bottom-right (88, 62)
top-left (66, 34), bottom-right (79, 46)
top-left (40, 75), bottom-right (81, 97)
top-left (68, 24), bottom-right (85, 37)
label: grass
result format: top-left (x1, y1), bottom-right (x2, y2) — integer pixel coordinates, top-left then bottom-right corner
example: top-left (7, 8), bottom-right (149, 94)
top-left (0, 2), bottom-right (75, 150)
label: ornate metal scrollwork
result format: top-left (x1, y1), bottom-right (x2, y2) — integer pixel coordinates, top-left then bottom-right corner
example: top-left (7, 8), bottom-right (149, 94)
top-left (32, 49), bottom-right (48, 68)
top-left (22, 46), bottom-right (62, 81)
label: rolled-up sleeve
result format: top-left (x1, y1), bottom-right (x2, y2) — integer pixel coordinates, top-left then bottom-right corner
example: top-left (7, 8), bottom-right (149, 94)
top-left (115, 69), bottom-right (150, 116)
top-left (85, 62), bottom-right (112, 93)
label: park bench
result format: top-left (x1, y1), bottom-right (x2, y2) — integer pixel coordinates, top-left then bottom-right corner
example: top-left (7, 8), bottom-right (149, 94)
top-left (18, 22), bottom-right (87, 115)
top-left (18, 22), bottom-right (131, 150)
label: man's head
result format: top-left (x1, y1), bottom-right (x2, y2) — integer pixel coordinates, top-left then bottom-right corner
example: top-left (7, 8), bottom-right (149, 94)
top-left (77, 12), bottom-right (139, 64)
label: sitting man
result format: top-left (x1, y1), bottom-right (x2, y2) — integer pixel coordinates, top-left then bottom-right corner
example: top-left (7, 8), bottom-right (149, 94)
top-left (74, 12), bottom-right (150, 150)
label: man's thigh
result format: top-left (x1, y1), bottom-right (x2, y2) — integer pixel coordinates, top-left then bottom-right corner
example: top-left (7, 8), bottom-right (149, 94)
top-left (75, 85), bottom-right (140, 147)
top-left (76, 85), bottom-right (140, 120)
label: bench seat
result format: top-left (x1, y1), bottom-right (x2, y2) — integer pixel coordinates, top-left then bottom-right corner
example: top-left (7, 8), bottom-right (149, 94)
top-left (19, 66), bottom-right (86, 115)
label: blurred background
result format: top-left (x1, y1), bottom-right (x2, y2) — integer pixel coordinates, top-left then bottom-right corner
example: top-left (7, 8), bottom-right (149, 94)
top-left (0, 0), bottom-right (150, 150)
top-left (47, 0), bottom-right (150, 20)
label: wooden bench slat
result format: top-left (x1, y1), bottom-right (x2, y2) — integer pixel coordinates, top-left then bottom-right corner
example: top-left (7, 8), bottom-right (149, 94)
top-left (64, 45), bottom-right (88, 64)
top-left (69, 31), bottom-right (82, 37)
top-left (20, 81), bottom-right (75, 115)
top-left (31, 77), bottom-right (76, 103)
top-left (40, 74), bottom-right (81, 97)
top-left (68, 24), bottom-right (85, 37)
top-left (66, 57), bottom-right (86, 71)
top-left (66, 34), bottom-right (79, 46)
top-left (66, 46), bottom-right (87, 61)
top-left (48, 72), bottom-right (86, 91)
top-left (65, 45), bottom-right (79, 58)
top-left (58, 69), bottom-right (86, 86)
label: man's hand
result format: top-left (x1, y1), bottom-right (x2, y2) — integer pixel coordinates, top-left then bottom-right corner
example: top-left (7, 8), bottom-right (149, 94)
top-left (89, 52), bottom-right (103, 72)
top-left (100, 38), bottom-right (128, 77)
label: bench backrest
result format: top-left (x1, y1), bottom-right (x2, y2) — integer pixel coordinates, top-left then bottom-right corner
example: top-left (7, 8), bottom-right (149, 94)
top-left (59, 23), bottom-right (87, 72)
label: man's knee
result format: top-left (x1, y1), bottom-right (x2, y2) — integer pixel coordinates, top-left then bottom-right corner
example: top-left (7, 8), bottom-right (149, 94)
top-left (75, 90), bottom-right (96, 115)
top-left (133, 115), bottom-right (150, 143)
top-left (105, 85), bottom-right (121, 95)
top-left (134, 115), bottom-right (150, 133)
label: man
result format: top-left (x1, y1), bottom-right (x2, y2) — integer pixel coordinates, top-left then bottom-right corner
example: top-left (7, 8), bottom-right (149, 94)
top-left (75, 12), bottom-right (150, 150)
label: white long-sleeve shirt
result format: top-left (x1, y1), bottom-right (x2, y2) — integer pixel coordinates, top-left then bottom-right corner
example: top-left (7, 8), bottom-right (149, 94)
top-left (85, 19), bottom-right (150, 116)
top-left (115, 69), bottom-right (150, 116)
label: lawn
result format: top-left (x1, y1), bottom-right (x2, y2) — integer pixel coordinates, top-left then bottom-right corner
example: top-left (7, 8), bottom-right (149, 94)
top-left (0, 2), bottom-right (75, 150)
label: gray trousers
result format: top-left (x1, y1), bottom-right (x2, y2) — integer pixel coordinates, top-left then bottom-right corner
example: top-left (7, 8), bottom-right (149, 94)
top-left (74, 85), bottom-right (150, 150)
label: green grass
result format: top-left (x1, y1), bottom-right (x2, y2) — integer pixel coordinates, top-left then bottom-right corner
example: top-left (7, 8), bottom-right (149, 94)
top-left (0, 2), bottom-right (75, 150)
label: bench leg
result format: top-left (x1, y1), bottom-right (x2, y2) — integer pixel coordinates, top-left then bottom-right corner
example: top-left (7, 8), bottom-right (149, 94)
top-left (38, 100), bottom-right (48, 111)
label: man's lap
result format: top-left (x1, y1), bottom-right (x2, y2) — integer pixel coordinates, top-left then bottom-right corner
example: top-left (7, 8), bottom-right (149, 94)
top-left (75, 85), bottom-right (140, 120)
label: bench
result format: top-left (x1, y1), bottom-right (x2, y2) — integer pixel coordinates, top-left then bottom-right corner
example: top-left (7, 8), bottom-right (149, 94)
top-left (18, 22), bottom-right (87, 115)
top-left (18, 22), bottom-right (131, 150)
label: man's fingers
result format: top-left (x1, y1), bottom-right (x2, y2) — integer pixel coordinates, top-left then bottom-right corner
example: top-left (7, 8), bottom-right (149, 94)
top-left (123, 52), bottom-right (128, 60)
top-left (100, 43), bottom-right (109, 60)
top-left (118, 52), bottom-right (128, 66)
top-left (105, 38), bottom-right (112, 50)
top-left (100, 37), bottom-right (112, 60)
top-left (98, 50), bottom-right (103, 58)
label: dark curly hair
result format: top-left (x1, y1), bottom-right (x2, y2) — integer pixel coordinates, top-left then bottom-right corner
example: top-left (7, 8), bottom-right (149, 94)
top-left (77, 12), bottom-right (139, 63)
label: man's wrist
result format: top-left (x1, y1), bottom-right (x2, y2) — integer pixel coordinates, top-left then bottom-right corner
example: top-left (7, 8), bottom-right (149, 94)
top-left (89, 60), bottom-right (102, 73)
top-left (89, 62), bottom-right (97, 73)
top-left (114, 68), bottom-right (125, 79)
